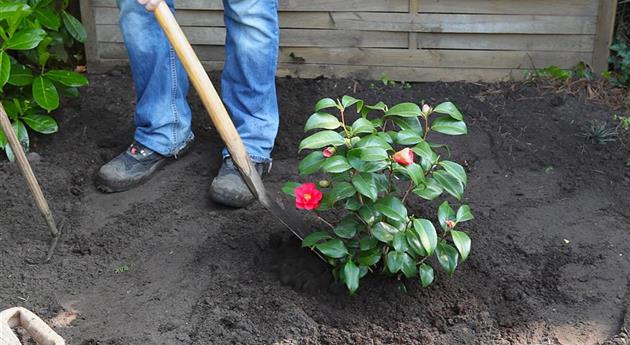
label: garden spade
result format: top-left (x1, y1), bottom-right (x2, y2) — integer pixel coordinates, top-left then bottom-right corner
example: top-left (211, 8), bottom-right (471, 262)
top-left (154, 3), bottom-right (317, 251)
top-left (0, 103), bottom-right (61, 264)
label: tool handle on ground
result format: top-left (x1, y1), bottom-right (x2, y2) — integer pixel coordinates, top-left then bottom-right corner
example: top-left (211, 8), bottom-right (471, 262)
top-left (0, 105), bottom-right (58, 237)
top-left (154, 2), bottom-right (257, 183)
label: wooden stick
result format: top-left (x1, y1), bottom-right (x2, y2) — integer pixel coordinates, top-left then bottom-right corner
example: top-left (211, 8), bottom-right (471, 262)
top-left (0, 103), bottom-right (60, 263)
top-left (0, 307), bottom-right (65, 345)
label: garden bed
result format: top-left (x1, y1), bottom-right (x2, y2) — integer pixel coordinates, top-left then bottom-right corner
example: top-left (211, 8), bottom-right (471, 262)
top-left (0, 69), bottom-right (629, 345)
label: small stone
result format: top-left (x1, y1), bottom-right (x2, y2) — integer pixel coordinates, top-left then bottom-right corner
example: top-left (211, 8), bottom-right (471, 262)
top-left (26, 152), bottom-right (41, 164)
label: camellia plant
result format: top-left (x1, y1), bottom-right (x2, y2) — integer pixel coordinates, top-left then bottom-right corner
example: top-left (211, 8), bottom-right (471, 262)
top-left (0, 0), bottom-right (89, 160)
top-left (283, 96), bottom-right (473, 294)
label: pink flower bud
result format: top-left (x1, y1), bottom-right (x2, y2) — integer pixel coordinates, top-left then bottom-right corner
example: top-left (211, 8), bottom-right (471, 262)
top-left (323, 147), bottom-right (335, 158)
top-left (392, 148), bottom-right (414, 166)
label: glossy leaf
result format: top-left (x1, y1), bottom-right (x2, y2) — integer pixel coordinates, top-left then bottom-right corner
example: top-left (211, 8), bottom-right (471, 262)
top-left (392, 232), bottom-right (408, 252)
top-left (456, 205), bottom-right (474, 222)
top-left (436, 243), bottom-right (459, 276)
top-left (45, 70), bottom-right (89, 87)
top-left (334, 216), bottom-right (361, 239)
top-left (351, 117), bottom-right (375, 134)
top-left (371, 221), bottom-right (397, 243)
top-left (433, 170), bottom-right (464, 200)
top-left (385, 103), bottom-right (421, 117)
top-left (412, 178), bottom-right (443, 201)
top-left (329, 182), bottom-right (356, 203)
top-left (440, 160), bottom-right (467, 186)
top-left (298, 151), bottom-right (325, 175)
top-left (431, 116), bottom-right (467, 135)
top-left (32, 76), bottom-right (59, 112)
top-left (3, 28), bottom-right (46, 50)
top-left (322, 156), bottom-right (352, 173)
top-left (352, 172), bottom-right (377, 201)
top-left (62, 11), bottom-right (87, 43)
top-left (437, 201), bottom-right (456, 231)
top-left (22, 114), bottom-right (57, 134)
top-left (387, 251), bottom-right (405, 273)
top-left (302, 231), bottom-right (332, 248)
top-left (314, 97), bottom-right (337, 111)
top-left (406, 230), bottom-right (427, 257)
top-left (419, 264), bottom-right (434, 287)
top-left (342, 95), bottom-right (362, 110)
top-left (298, 130), bottom-right (345, 151)
top-left (433, 101), bottom-right (463, 120)
top-left (7, 62), bottom-right (33, 86)
top-left (304, 112), bottom-right (341, 132)
top-left (357, 248), bottom-right (381, 266)
top-left (401, 253), bottom-right (417, 278)
top-left (358, 204), bottom-right (378, 225)
top-left (34, 7), bottom-right (61, 30)
top-left (451, 230), bottom-right (471, 261)
top-left (0, 51), bottom-right (9, 87)
top-left (396, 129), bottom-right (423, 145)
top-left (343, 260), bottom-right (360, 294)
top-left (315, 239), bottom-right (349, 258)
top-left (374, 196), bottom-right (407, 223)
top-left (281, 182), bottom-right (301, 197)
top-left (413, 219), bottom-right (438, 255)
top-left (359, 147), bottom-right (388, 162)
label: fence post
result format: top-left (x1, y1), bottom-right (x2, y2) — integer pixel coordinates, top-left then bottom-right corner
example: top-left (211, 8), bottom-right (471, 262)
top-left (593, 0), bottom-right (618, 73)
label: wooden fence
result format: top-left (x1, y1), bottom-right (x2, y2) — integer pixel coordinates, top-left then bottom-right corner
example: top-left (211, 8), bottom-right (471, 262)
top-left (80, 0), bottom-right (617, 82)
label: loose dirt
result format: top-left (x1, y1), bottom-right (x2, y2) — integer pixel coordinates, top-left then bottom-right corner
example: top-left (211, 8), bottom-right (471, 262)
top-left (1, 68), bottom-right (629, 345)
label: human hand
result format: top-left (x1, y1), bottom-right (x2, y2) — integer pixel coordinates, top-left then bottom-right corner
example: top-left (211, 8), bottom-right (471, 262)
top-left (137, 0), bottom-right (164, 11)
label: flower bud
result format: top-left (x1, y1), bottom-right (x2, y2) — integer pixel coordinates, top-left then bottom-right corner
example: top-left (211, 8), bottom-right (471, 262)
top-left (318, 180), bottom-right (331, 188)
top-left (422, 104), bottom-right (432, 116)
top-left (445, 220), bottom-right (456, 230)
top-left (323, 147), bottom-right (335, 158)
top-left (392, 148), bottom-right (414, 166)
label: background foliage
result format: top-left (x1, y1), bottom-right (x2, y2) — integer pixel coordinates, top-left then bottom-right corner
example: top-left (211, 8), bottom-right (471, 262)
top-left (0, 0), bottom-right (88, 160)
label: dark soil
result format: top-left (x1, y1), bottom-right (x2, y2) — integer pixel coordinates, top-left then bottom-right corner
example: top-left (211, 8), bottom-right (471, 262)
top-left (1, 68), bottom-right (629, 345)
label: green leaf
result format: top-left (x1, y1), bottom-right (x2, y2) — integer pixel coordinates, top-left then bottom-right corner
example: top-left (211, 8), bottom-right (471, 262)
top-left (374, 196), bottom-right (407, 223)
top-left (401, 253), bottom-right (417, 278)
top-left (406, 230), bottom-right (427, 257)
top-left (387, 251), bottom-right (405, 273)
top-left (413, 178), bottom-right (443, 201)
top-left (345, 196), bottom-right (362, 211)
top-left (315, 97), bottom-right (338, 112)
top-left (35, 7), bottom-right (61, 30)
top-left (371, 221), bottom-right (398, 243)
top-left (343, 260), bottom-right (360, 294)
top-left (433, 101), bottom-right (463, 121)
top-left (399, 163), bottom-right (425, 186)
top-left (3, 28), bottom-right (46, 50)
top-left (359, 237), bottom-right (378, 251)
top-left (299, 130), bottom-right (345, 151)
top-left (44, 70), bottom-right (89, 87)
top-left (433, 170), bottom-right (464, 200)
top-left (439, 160), bottom-right (467, 186)
top-left (62, 11), bottom-right (87, 43)
top-left (357, 248), bottom-right (381, 266)
top-left (342, 95), bottom-right (362, 110)
top-left (329, 182), bottom-right (356, 204)
top-left (352, 172), bottom-right (378, 201)
top-left (431, 116), bottom-right (467, 135)
top-left (322, 156), bottom-right (352, 173)
top-left (358, 204), bottom-right (378, 225)
top-left (282, 181), bottom-right (301, 197)
top-left (32, 76), bottom-right (59, 112)
top-left (419, 264), bottom-right (434, 287)
top-left (413, 219), bottom-right (438, 255)
top-left (7, 62), bottom-right (33, 86)
top-left (359, 147), bottom-right (388, 162)
top-left (365, 101), bottom-right (387, 112)
top-left (302, 231), bottom-right (331, 247)
top-left (413, 140), bottom-right (435, 163)
top-left (451, 230), bottom-right (471, 261)
top-left (351, 117), bottom-right (375, 135)
top-left (385, 102), bottom-right (421, 117)
top-left (392, 232), bottom-right (408, 252)
top-left (456, 205), bottom-right (474, 222)
top-left (355, 134), bottom-right (393, 151)
top-left (22, 114), bottom-right (57, 134)
top-left (438, 201), bottom-right (456, 231)
top-left (315, 239), bottom-right (349, 258)
top-left (299, 151), bottom-right (325, 175)
top-left (396, 129), bottom-right (423, 145)
top-left (436, 243), bottom-right (459, 276)
top-left (347, 149), bottom-right (388, 173)
top-left (304, 112), bottom-right (341, 132)
top-left (0, 51), bottom-right (10, 87)
top-left (334, 216), bottom-right (360, 239)
top-left (393, 116), bottom-right (423, 134)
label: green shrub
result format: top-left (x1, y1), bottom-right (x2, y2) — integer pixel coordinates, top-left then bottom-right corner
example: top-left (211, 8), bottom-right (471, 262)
top-left (0, 0), bottom-right (88, 160)
top-left (284, 97), bottom-right (473, 294)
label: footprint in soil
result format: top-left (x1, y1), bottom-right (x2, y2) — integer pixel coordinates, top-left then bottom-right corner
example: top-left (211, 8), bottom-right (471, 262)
top-left (267, 233), bottom-right (345, 295)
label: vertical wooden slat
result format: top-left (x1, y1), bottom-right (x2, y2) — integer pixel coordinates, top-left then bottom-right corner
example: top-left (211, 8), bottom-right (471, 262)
top-left (408, 0), bottom-right (418, 49)
top-left (593, 0), bottom-right (617, 73)
top-left (80, 0), bottom-right (100, 66)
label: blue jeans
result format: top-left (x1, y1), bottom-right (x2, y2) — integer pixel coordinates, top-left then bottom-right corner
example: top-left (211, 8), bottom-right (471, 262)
top-left (117, 0), bottom-right (279, 162)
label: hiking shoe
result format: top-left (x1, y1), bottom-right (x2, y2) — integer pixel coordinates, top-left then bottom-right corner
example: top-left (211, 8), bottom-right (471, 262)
top-left (209, 157), bottom-right (271, 208)
top-left (96, 140), bottom-right (193, 193)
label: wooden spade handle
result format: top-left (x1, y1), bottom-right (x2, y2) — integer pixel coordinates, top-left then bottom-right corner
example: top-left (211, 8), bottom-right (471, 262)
top-left (0, 104), bottom-right (58, 237)
top-left (154, 2), bottom-right (256, 178)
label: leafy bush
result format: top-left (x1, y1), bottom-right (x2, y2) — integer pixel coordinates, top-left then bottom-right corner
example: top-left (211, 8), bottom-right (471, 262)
top-left (284, 96), bottom-right (473, 294)
top-left (608, 40), bottom-right (630, 87)
top-left (0, 0), bottom-right (88, 160)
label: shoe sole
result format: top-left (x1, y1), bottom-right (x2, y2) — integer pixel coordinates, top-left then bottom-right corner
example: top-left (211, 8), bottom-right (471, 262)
top-left (95, 141), bottom-right (194, 193)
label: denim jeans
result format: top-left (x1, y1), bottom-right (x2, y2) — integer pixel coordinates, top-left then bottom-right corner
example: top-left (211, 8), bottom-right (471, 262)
top-left (117, 0), bottom-right (279, 162)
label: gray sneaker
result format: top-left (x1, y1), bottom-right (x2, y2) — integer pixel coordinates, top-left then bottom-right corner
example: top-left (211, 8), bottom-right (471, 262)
top-left (96, 140), bottom-right (193, 193)
top-left (209, 157), bottom-right (271, 208)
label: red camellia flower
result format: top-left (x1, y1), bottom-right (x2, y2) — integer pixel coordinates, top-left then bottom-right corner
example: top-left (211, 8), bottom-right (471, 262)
top-left (295, 183), bottom-right (323, 210)
top-left (323, 146), bottom-right (335, 158)
top-left (392, 148), bottom-right (414, 166)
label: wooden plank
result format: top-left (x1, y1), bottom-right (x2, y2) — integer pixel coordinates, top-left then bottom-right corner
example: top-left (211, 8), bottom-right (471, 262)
top-left (417, 33), bottom-right (594, 52)
top-left (420, 0), bottom-right (598, 16)
top-left (94, 7), bottom-right (335, 29)
top-left (98, 43), bottom-right (591, 69)
top-left (80, 0), bottom-right (99, 65)
top-left (96, 25), bottom-right (409, 48)
top-left (593, 0), bottom-right (617, 72)
top-left (91, 0), bottom-right (409, 12)
top-left (331, 12), bottom-right (597, 35)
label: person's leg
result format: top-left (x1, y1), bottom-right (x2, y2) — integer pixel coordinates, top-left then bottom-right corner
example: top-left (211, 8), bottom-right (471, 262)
top-left (96, 0), bottom-right (194, 192)
top-left (221, 0), bottom-right (279, 162)
top-left (118, 0), bottom-right (193, 155)
top-left (209, 0), bottom-right (279, 207)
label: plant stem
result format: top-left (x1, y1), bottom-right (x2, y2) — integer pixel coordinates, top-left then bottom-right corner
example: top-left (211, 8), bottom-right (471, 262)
top-left (402, 183), bottom-right (414, 203)
top-left (423, 115), bottom-right (430, 140)
top-left (340, 108), bottom-right (350, 137)
top-left (316, 216), bottom-right (335, 229)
